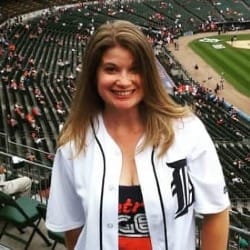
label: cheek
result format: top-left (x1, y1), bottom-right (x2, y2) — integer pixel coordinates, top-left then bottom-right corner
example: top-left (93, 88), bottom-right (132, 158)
top-left (97, 73), bottom-right (114, 89)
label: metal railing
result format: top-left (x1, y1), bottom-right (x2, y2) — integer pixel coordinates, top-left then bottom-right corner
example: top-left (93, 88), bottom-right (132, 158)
top-left (196, 215), bottom-right (250, 249)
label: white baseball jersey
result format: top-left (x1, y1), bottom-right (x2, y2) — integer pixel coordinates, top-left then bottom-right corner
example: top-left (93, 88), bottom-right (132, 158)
top-left (46, 114), bottom-right (230, 250)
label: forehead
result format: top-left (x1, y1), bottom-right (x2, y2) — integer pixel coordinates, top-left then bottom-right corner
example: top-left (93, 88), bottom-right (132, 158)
top-left (101, 45), bottom-right (135, 64)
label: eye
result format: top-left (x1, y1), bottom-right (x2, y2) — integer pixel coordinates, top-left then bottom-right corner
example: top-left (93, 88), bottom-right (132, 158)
top-left (103, 64), bottom-right (118, 74)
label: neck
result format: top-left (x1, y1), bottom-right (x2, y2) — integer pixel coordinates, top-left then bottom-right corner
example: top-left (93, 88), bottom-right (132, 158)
top-left (103, 109), bottom-right (143, 131)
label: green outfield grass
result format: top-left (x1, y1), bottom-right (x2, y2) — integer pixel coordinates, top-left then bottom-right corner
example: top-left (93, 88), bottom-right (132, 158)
top-left (189, 34), bottom-right (250, 97)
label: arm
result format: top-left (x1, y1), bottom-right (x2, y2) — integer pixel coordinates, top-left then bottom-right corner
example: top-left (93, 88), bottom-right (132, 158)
top-left (65, 226), bottom-right (83, 250)
top-left (201, 208), bottom-right (229, 250)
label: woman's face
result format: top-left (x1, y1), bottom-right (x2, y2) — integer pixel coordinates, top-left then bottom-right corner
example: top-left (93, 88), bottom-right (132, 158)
top-left (97, 45), bottom-right (144, 113)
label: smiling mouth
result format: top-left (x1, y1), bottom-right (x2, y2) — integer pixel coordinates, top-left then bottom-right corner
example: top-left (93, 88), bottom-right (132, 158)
top-left (112, 90), bottom-right (135, 96)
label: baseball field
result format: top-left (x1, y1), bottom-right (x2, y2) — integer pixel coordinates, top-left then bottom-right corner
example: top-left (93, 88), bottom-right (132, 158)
top-left (189, 33), bottom-right (250, 97)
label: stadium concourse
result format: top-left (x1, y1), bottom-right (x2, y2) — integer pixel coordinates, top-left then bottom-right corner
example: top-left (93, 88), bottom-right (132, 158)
top-left (0, 0), bottom-right (250, 249)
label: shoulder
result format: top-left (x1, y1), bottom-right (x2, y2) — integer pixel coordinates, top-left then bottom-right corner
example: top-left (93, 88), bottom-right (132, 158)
top-left (169, 114), bottom-right (216, 161)
top-left (57, 141), bottom-right (75, 158)
top-left (171, 114), bottom-right (212, 153)
top-left (172, 114), bottom-right (206, 134)
top-left (57, 122), bottom-right (98, 158)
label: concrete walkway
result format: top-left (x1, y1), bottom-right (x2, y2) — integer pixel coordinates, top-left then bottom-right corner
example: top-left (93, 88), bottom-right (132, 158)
top-left (0, 220), bottom-right (66, 250)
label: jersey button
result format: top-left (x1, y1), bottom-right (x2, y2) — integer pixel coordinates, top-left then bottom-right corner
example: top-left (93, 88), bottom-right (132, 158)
top-left (107, 223), bottom-right (113, 228)
top-left (108, 185), bottom-right (115, 191)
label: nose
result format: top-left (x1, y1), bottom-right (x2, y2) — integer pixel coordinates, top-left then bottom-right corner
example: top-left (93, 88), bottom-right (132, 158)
top-left (116, 78), bottom-right (131, 85)
top-left (116, 72), bottom-right (133, 85)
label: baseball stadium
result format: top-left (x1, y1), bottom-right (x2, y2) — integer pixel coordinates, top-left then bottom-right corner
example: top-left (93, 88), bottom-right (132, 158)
top-left (0, 0), bottom-right (249, 249)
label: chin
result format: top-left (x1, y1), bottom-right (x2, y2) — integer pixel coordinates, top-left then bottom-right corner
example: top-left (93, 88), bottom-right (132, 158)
top-left (114, 105), bottom-right (139, 112)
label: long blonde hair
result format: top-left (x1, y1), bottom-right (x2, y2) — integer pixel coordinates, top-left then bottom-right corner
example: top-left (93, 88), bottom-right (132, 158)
top-left (58, 20), bottom-right (190, 156)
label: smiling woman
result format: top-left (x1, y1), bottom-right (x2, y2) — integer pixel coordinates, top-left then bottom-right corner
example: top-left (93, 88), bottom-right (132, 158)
top-left (97, 45), bottom-right (143, 112)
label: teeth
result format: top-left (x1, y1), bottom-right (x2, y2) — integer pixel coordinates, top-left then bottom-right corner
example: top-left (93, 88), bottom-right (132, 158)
top-left (113, 90), bottom-right (133, 96)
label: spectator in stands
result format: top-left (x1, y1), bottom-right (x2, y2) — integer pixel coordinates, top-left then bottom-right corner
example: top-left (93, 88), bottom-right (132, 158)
top-left (26, 112), bottom-right (37, 129)
top-left (217, 97), bottom-right (225, 107)
top-left (46, 20), bottom-right (230, 250)
top-left (11, 155), bottom-right (25, 170)
top-left (30, 131), bottom-right (44, 146)
top-left (238, 235), bottom-right (249, 249)
top-left (9, 79), bottom-right (18, 91)
top-left (55, 100), bottom-right (66, 116)
top-left (33, 86), bottom-right (45, 105)
top-left (233, 159), bottom-right (244, 170)
top-left (232, 176), bottom-right (244, 185)
top-left (26, 151), bottom-right (36, 162)
top-left (231, 112), bottom-right (239, 122)
top-left (14, 102), bottom-right (25, 121)
top-left (216, 115), bottom-right (225, 126)
top-left (0, 163), bottom-right (32, 197)
top-left (6, 113), bottom-right (18, 138)
top-left (244, 153), bottom-right (250, 162)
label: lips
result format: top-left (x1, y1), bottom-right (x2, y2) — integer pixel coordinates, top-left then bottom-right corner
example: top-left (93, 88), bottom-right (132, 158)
top-left (112, 90), bottom-right (135, 96)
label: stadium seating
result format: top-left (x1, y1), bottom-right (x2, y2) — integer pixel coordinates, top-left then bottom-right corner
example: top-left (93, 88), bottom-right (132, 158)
top-left (0, 191), bottom-right (51, 249)
top-left (212, 0), bottom-right (250, 21)
top-left (0, 0), bottom-right (250, 248)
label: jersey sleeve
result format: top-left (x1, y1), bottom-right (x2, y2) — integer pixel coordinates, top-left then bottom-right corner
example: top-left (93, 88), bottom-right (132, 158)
top-left (186, 117), bottom-right (230, 214)
top-left (46, 145), bottom-right (85, 232)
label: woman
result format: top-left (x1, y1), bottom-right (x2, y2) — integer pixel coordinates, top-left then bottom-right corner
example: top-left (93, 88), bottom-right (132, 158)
top-left (46, 20), bottom-right (230, 250)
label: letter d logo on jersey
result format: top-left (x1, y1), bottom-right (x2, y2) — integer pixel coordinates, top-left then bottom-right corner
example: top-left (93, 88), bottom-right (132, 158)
top-left (167, 159), bottom-right (195, 218)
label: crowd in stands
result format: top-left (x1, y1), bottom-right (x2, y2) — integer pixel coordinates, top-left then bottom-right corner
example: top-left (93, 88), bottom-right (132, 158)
top-left (0, 0), bottom-right (249, 248)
